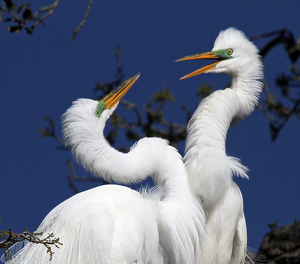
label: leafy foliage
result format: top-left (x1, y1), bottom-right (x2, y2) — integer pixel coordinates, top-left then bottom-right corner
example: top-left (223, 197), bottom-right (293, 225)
top-left (0, 0), bottom-right (93, 41)
top-left (197, 81), bottom-right (213, 99)
top-left (0, 0), bottom-right (59, 35)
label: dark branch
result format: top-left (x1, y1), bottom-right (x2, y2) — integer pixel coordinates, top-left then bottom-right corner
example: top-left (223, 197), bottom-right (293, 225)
top-left (0, 227), bottom-right (62, 261)
top-left (69, 0), bottom-right (93, 42)
top-left (1, 0), bottom-right (60, 35)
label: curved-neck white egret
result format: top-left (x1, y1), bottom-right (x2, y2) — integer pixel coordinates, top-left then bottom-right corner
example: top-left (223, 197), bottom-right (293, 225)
top-left (5, 74), bottom-right (205, 264)
top-left (4, 28), bottom-right (263, 264)
top-left (177, 27), bottom-right (263, 264)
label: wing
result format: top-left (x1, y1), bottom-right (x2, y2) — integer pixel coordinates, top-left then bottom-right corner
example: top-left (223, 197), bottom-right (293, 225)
top-left (230, 191), bottom-right (247, 264)
top-left (231, 213), bottom-right (247, 264)
top-left (4, 185), bottom-right (163, 264)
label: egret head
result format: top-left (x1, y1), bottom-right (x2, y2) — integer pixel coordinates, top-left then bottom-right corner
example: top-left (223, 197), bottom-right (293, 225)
top-left (95, 73), bottom-right (140, 118)
top-left (176, 28), bottom-right (260, 79)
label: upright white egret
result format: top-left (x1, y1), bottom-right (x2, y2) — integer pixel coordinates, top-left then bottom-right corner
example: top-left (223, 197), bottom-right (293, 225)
top-left (177, 27), bottom-right (263, 264)
top-left (4, 28), bottom-right (263, 264)
top-left (4, 74), bottom-right (205, 264)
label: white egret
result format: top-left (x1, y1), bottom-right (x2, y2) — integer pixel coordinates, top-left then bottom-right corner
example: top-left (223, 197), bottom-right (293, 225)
top-left (4, 28), bottom-right (263, 264)
top-left (4, 74), bottom-right (205, 264)
top-left (177, 27), bottom-right (263, 264)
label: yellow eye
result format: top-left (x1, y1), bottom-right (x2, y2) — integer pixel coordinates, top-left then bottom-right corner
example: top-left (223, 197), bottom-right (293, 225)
top-left (227, 49), bottom-right (233, 55)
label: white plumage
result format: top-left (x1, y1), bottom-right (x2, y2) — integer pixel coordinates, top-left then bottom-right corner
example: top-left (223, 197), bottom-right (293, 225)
top-left (178, 27), bottom-right (263, 263)
top-left (5, 99), bottom-right (205, 263)
top-left (3, 28), bottom-right (263, 264)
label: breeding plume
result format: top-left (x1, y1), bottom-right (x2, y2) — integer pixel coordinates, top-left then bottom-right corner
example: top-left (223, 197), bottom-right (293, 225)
top-left (4, 74), bottom-right (205, 264)
top-left (3, 28), bottom-right (263, 264)
top-left (177, 27), bottom-right (263, 263)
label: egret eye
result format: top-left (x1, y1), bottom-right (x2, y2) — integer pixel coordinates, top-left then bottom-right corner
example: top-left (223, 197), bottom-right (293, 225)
top-left (227, 49), bottom-right (233, 55)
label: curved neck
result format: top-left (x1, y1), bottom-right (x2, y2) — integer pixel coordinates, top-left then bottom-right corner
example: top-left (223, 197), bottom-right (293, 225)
top-left (184, 89), bottom-right (241, 204)
top-left (184, 58), bottom-right (263, 206)
top-left (231, 56), bottom-right (263, 118)
top-left (62, 99), bottom-right (206, 264)
top-left (62, 99), bottom-right (188, 188)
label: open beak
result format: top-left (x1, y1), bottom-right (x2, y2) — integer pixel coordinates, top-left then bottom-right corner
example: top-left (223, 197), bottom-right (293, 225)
top-left (175, 51), bottom-right (227, 80)
top-left (96, 73), bottom-right (140, 117)
top-left (103, 73), bottom-right (140, 110)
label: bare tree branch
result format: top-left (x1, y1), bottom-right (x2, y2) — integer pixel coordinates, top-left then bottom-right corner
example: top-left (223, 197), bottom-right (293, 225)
top-left (1, 0), bottom-right (60, 34)
top-left (0, 227), bottom-right (62, 261)
top-left (38, 116), bottom-right (66, 150)
top-left (69, 0), bottom-right (93, 42)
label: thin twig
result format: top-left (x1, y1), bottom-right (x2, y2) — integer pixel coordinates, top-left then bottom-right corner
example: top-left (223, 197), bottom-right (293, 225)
top-left (69, 0), bottom-right (93, 42)
top-left (66, 160), bottom-right (109, 194)
top-left (120, 99), bottom-right (144, 126)
top-left (39, 116), bottom-right (66, 149)
top-left (1, 227), bottom-right (62, 261)
top-left (0, 2), bottom-right (6, 24)
top-left (29, 0), bottom-right (60, 34)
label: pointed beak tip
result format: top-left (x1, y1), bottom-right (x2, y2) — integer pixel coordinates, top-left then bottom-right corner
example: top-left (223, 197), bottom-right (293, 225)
top-left (132, 72), bottom-right (140, 81)
top-left (175, 58), bottom-right (185, 62)
top-left (102, 73), bottom-right (140, 110)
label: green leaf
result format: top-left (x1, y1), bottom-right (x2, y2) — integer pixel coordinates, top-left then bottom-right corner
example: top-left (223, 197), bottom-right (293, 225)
top-left (197, 81), bottom-right (212, 98)
top-left (109, 112), bottom-right (123, 126)
top-left (152, 87), bottom-right (176, 104)
top-left (147, 109), bottom-right (163, 123)
top-left (266, 92), bottom-right (276, 105)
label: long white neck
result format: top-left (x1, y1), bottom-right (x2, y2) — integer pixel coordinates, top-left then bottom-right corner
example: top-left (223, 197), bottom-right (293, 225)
top-left (62, 99), bottom-right (172, 185)
top-left (184, 56), bottom-right (263, 207)
top-left (62, 99), bottom-right (206, 263)
top-left (146, 142), bottom-right (205, 264)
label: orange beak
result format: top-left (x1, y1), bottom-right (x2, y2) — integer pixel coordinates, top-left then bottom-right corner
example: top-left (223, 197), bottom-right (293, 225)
top-left (103, 73), bottom-right (140, 110)
top-left (176, 51), bottom-right (226, 80)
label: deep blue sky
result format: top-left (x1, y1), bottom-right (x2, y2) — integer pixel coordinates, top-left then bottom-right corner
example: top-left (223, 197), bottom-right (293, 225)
top-left (1, 0), bottom-right (299, 251)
